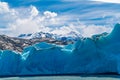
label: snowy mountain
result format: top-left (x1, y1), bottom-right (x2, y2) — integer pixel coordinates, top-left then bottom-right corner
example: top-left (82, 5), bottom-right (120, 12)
top-left (0, 35), bottom-right (73, 52)
top-left (18, 31), bottom-right (82, 42)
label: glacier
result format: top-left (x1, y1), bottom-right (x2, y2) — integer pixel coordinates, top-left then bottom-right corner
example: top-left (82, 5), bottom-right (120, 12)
top-left (0, 24), bottom-right (120, 76)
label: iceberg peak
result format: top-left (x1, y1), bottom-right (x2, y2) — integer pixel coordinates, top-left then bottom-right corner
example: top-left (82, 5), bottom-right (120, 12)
top-left (107, 23), bottom-right (120, 41)
top-left (111, 23), bottom-right (120, 35)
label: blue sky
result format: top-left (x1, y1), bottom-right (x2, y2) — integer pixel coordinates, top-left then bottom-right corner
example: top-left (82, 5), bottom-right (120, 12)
top-left (0, 0), bottom-right (120, 37)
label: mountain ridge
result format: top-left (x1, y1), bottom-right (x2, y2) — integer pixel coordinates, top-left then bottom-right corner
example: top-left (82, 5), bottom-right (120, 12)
top-left (0, 35), bottom-right (73, 52)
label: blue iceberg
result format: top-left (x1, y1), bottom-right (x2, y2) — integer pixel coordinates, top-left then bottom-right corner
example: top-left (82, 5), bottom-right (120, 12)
top-left (0, 24), bottom-right (120, 76)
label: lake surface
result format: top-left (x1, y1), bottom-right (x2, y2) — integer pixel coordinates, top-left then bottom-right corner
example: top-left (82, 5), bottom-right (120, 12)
top-left (0, 75), bottom-right (120, 80)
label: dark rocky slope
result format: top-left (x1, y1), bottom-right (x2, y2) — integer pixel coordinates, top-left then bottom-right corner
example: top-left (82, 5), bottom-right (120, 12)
top-left (0, 35), bottom-right (73, 52)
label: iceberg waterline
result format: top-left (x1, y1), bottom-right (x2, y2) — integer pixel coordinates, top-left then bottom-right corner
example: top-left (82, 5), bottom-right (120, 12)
top-left (0, 24), bottom-right (120, 75)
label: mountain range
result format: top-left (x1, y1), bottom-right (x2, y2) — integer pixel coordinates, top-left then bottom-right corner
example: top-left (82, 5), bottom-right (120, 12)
top-left (18, 31), bottom-right (82, 41)
top-left (0, 31), bottom-right (80, 52)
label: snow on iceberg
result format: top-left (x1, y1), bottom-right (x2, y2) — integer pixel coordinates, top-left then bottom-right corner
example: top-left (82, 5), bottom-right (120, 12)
top-left (0, 24), bottom-right (120, 76)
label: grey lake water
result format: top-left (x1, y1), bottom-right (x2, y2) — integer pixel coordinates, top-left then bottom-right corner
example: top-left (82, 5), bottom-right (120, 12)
top-left (0, 75), bottom-right (120, 80)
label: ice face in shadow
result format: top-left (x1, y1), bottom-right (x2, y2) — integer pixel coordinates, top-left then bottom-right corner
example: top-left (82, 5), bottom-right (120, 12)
top-left (21, 42), bottom-right (70, 75)
top-left (0, 50), bottom-right (22, 75)
top-left (0, 24), bottom-right (120, 76)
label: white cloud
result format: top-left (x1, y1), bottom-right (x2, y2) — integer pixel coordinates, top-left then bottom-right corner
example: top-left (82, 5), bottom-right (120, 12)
top-left (0, 2), bottom-right (59, 36)
top-left (30, 6), bottom-right (39, 17)
top-left (0, 2), bottom-right (10, 13)
top-left (44, 11), bottom-right (57, 18)
top-left (51, 23), bottom-right (112, 37)
top-left (81, 25), bottom-right (112, 37)
top-left (0, 1), bottom-right (113, 37)
top-left (92, 0), bottom-right (120, 3)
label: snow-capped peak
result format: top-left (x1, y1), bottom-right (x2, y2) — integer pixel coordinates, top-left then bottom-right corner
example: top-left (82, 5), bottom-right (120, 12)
top-left (18, 31), bottom-right (82, 41)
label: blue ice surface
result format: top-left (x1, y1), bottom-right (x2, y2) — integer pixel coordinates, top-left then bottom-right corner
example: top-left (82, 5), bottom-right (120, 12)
top-left (0, 24), bottom-right (120, 76)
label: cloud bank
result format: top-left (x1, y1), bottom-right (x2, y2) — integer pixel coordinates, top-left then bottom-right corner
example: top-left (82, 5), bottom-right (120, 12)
top-left (0, 1), bottom-right (112, 37)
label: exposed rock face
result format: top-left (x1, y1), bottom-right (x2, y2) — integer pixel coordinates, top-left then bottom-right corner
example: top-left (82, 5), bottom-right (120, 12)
top-left (0, 35), bottom-right (73, 52)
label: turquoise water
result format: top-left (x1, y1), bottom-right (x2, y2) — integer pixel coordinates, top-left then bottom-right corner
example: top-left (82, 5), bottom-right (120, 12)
top-left (0, 76), bottom-right (120, 80)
